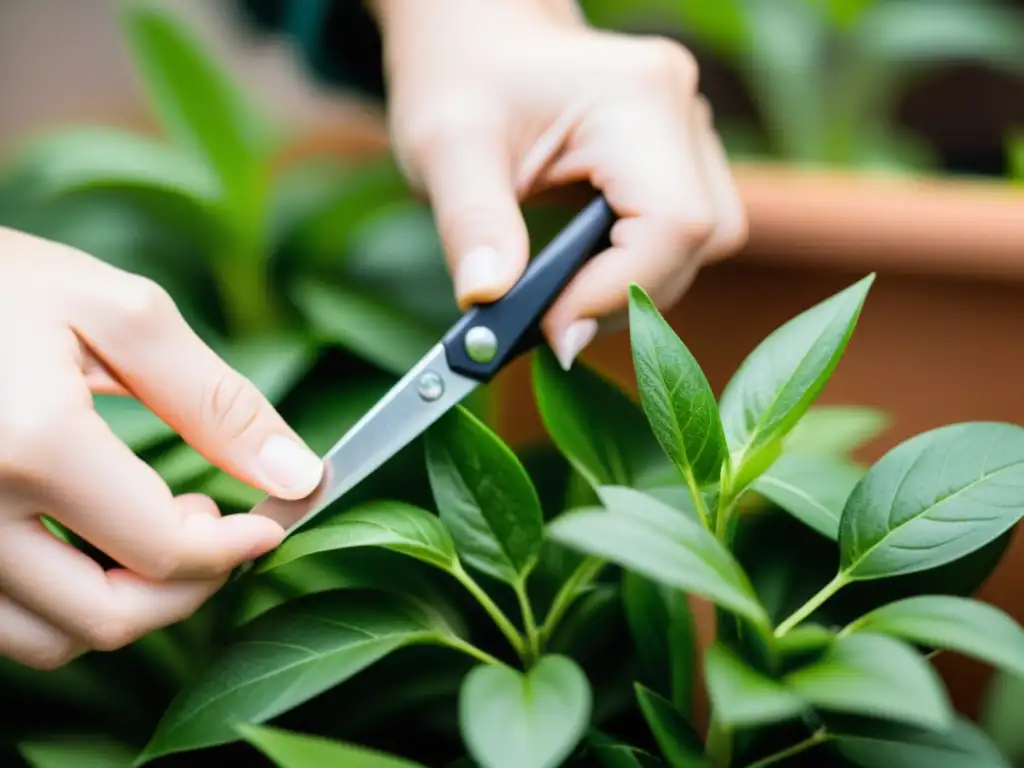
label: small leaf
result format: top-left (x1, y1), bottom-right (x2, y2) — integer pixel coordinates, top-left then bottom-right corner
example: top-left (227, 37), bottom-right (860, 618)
top-left (628, 284), bottom-right (728, 489)
top-left (532, 348), bottom-right (674, 490)
top-left (703, 643), bottom-right (805, 728)
top-left (784, 633), bottom-right (951, 730)
top-left (258, 501), bottom-right (459, 575)
top-left (622, 572), bottom-right (696, 715)
top-left (19, 735), bottom-right (135, 768)
top-left (459, 655), bottom-right (591, 768)
top-left (719, 275), bottom-right (874, 486)
top-left (635, 685), bottom-right (709, 768)
top-left (238, 723), bottom-right (427, 768)
top-left (138, 590), bottom-right (448, 762)
top-left (548, 487), bottom-right (767, 626)
top-left (426, 406), bottom-right (544, 585)
top-left (753, 453), bottom-right (862, 539)
top-left (586, 729), bottom-right (665, 767)
top-left (784, 405), bottom-right (889, 457)
top-left (846, 595), bottom-right (1024, 677)
top-left (829, 714), bottom-right (1009, 768)
top-left (838, 422), bottom-right (1024, 580)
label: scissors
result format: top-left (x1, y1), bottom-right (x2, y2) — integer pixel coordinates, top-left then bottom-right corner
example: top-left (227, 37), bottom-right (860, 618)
top-left (248, 194), bottom-right (615, 538)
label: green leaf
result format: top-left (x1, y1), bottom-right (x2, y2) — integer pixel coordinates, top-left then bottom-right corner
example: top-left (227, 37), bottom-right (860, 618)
top-left (784, 406), bottom-right (888, 458)
top-left (980, 669), bottom-right (1024, 761)
top-left (93, 395), bottom-right (173, 452)
top-left (1011, 132), bottom-right (1024, 182)
top-left (19, 736), bottom-right (135, 768)
top-left (784, 633), bottom-right (951, 730)
top-left (258, 501), bottom-right (459, 575)
top-left (838, 422), bottom-right (1024, 580)
top-left (151, 441), bottom-right (214, 489)
top-left (719, 275), bottom-right (874, 486)
top-left (426, 406), bottom-right (544, 585)
top-left (218, 331), bottom-right (316, 404)
top-left (292, 278), bottom-right (438, 377)
top-left (830, 714), bottom-right (1010, 768)
top-left (622, 572), bottom-right (696, 716)
top-left (752, 453), bottom-right (862, 539)
top-left (548, 487), bottom-right (767, 625)
top-left (119, 1), bottom-right (273, 203)
top-left (635, 685), bottom-right (709, 768)
top-left (238, 723), bottom-right (427, 768)
top-left (628, 284), bottom-right (727, 490)
top-left (586, 730), bottom-right (665, 767)
top-left (703, 643), bottom-right (805, 728)
top-left (846, 595), bottom-right (1024, 677)
top-left (459, 655), bottom-right (592, 768)
top-left (532, 348), bottom-right (673, 490)
top-left (138, 590), bottom-right (449, 762)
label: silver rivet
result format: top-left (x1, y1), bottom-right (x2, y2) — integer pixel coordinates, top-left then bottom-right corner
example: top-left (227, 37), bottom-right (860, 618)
top-left (417, 371), bottom-right (445, 402)
top-left (465, 325), bottom-right (498, 363)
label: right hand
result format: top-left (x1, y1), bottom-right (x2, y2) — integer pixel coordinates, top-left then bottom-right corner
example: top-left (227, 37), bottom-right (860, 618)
top-left (0, 227), bottom-right (324, 671)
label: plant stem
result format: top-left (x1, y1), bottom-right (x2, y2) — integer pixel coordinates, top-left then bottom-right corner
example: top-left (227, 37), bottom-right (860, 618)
top-left (539, 556), bottom-right (605, 642)
top-left (744, 729), bottom-right (827, 768)
top-left (515, 582), bottom-right (541, 664)
top-left (685, 471), bottom-right (713, 531)
top-left (705, 714), bottom-right (732, 767)
top-left (453, 564), bottom-right (527, 658)
top-left (774, 573), bottom-right (849, 637)
top-left (440, 635), bottom-right (502, 667)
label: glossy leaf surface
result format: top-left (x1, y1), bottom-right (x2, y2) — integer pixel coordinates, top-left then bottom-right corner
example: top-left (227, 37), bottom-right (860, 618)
top-left (703, 643), bottom-right (804, 728)
top-left (635, 685), bottom-right (709, 768)
top-left (830, 715), bottom-right (1009, 768)
top-left (753, 453), bottom-right (862, 539)
top-left (238, 724), bottom-right (427, 768)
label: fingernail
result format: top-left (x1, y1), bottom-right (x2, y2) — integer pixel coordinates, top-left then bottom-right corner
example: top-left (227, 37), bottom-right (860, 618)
top-left (456, 246), bottom-right (503, 302)
top-left (257, 436), bottom-right (323, 498)
top-left (554, 318), bottom-right (599, 371)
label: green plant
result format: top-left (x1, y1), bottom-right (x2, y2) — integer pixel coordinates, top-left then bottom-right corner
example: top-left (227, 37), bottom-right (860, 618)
top-left (30, 271), bottom-right (1017, 767)
top-left (581, 0), bottom-right (1024, 171)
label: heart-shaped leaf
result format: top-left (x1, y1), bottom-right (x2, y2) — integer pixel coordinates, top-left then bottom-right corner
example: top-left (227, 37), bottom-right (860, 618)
top-left (753, 452), bottom-right (863, 539)
top-left (548, 487), bottom-right (766, 626)
top-left (719, 275), bottom-right (874, 487)
top-left (845, 595), bottom-right (1024, 677)
top-left (138, 591), bottom-right (450, 763)
top-left (635, 685), bottom-right (709, 767)
top-left (628, 285), bottom-right (727, 493)
top-left (426, 406), bottom-right (544, 585)
top-left (257, 501), bottom-right (459, 575)
top-left (703, 643), bottom-right (805, 729)
top-left (784, 632), bottom-right (951, 730)
top-left (838, 422), bottom-right (1024, 580)
top-left (238, 723), bottom-right (427, 768)
top-left (459, 655), bottom-right (591, 768)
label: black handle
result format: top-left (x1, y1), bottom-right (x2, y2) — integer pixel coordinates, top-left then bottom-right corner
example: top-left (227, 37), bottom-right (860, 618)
top-left (441, 195), bottom-right (616, 382)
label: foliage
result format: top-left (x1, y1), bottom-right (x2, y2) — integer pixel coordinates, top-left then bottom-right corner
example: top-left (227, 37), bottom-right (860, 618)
top-left (580, 0), bottom-right (1024, 171)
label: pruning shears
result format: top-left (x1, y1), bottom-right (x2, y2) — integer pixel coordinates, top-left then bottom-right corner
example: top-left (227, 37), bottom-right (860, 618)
top-left (248, 194), bottom-right (615, 537)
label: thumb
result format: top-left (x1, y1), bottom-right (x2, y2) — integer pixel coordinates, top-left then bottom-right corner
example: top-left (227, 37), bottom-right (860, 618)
top-left (76, 277), bottom-right (324, 501)
top-left (418, 130), bottom-right (529, 310)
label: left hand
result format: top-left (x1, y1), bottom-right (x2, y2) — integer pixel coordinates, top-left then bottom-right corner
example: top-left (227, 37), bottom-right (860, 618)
top-left (370, 0), bottom-right (747, 369)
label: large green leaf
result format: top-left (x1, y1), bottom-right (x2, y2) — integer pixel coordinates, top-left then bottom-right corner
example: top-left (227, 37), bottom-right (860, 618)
top-left (628, 285), bottom-right (727, 491)
top-left (459, 655), bottom-right (591, 768)
top-left (426, 406), bottom-right (544, 585)
top-left (838, 422), bottom-right (1024, 580)
top-left (719, 275), bottom-right (874, 487)
top-left (752, 453), bottom-right (862, 539)
top-left (703, 643), bottom-right (805, 728)
top-left (635, 685), bottom-right (709, 768)
top-left (548, 487), bottom-right (767, 626)
top-left (532, 348), bottom-right (673, 490)
top-left (845, 595), bottom-right (1024, 677)
top-left (138, 591), bottom-right (451, 762)
top-left (980, 669), bottom-right (1024, 762)
top-left (292, 278), bottom-right (438, 377)
top-left (238, 723), bottom-right (427, 768)
top-left (119, 2), bottom-right (273, 204)
top-left (784, 405), bottom-right (888, 458)
top-left (622, 572), bottom-right (696, 716)
top-left (93, 396), bottom-right (174, 452)
top-left (784, 633), bottom-right (951, 730)
top-left (257, 501), bottom-right (459, 575)
top-left (829, 714), bottom-right (1009, 768)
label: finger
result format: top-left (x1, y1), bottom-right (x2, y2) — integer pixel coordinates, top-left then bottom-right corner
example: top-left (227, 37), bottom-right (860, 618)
top-left (0, 517), bottom-right (225, 652)
top-left (0, 593), bottom-right (84, 671)
top-left (81, 348), bottom-right (130, 396)
top-left (416, 127), bottom-right (530, 310)
top-left (72, 273), bottom-right (323, 501)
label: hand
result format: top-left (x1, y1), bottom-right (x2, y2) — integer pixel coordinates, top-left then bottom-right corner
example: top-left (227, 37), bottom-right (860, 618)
top-left (0, 228), bottom-right (323, 670)
top-left (372, 0), bottom-right (747, 369)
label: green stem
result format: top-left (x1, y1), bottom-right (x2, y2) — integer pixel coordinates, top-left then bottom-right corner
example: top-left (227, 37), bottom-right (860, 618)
top-left (744, 729), bottom-right (827, 768)
top-left (685, 471), bottom-right (713, 531)
top-left (453, 564), bottom-right (527, 658)
top-left (705, 714), bottom-right (732, 767)
top-left (440, 635), bottom-right (502, 666)
top-left (775, 573), bottom-right (849, 637)
top-left (515, 582), bottom-right (541, 664)
top-left (539, 556), bottom-right (605, 642)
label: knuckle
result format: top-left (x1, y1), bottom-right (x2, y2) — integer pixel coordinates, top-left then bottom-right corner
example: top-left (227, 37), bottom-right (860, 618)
top-left (22, 638), bottom-right (79, 671)
top-left (399, 102), bottom-right (501, 167)
top-left (112, 275), bottom-right (176, 330)
top-left (634, 36), bottom-right (699, 92)
top-left (81, 613), bottom-right (136, 652)
top-left (0, 403), bottom-right (78, 479)
top-left (204, 372), bottom-right (265, 442)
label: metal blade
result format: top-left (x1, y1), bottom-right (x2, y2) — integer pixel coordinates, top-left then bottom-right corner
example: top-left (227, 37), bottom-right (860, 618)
top-left (248, 343), bottom-right (478, 535)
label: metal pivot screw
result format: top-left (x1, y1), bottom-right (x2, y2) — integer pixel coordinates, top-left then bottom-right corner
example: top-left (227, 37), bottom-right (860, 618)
top-left (417, 371), bottom-right (445, 402)
top-left (465, 325), bottom-right (498, 363)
